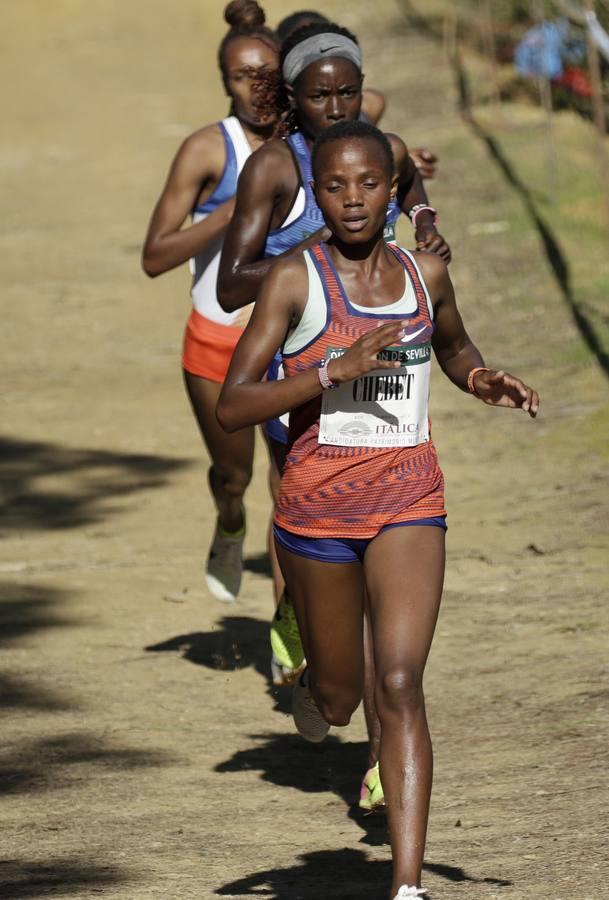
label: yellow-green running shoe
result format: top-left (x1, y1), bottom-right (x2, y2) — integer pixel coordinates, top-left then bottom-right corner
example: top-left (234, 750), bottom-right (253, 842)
top-left (270, 592), bottom-right (305, 685)
top-left (359, 762), bottom-right (386, 814)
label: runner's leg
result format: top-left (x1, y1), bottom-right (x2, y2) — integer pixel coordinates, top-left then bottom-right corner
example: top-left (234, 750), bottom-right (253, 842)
top-left (275, 543), bottom-right (365, 725)
top-left (364, 525), bottom-right (445, 896)
top-left (363, 596), bottom-right (381, 768)
top-left (261, 428), bottom-right (287, 604)
top-left (359, 596), bottom-right (384, 811)
top-left (184, 371), bottom-right (253, 533)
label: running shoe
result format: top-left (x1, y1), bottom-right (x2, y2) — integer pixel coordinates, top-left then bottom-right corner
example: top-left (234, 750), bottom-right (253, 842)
top-left (358, 761), bottom-right (386, 814)
top-left (271, 652), bottom-right (306, 686)
top-left (205, 518), bottom-right (245, 603)
top-left (292, 668), bottom-right (329, 743)
top-left (270, 592), bottom-right (305, 685)
top-left (393, 887), bottom-right (427, 899)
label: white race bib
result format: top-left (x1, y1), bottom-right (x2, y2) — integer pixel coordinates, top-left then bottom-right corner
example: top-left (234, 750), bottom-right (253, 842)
top-left (319, 344), bottom-right (431, 448)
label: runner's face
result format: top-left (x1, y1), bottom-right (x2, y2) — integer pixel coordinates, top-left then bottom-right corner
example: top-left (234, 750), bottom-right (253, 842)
top-left (223, 37), bottom-right (279, 127)
top-left (293, 59), bottom-right (362, 138)
top-left (313, 138), bottom-right (393, 244)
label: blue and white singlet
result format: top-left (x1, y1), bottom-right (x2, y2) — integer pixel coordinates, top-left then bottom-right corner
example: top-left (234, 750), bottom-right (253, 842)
top-left (190, 116), bottom-right (253, 327)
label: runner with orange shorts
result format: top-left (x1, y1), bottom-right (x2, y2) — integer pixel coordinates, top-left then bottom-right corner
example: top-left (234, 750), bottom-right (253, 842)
top-left (142, 0), bottom-right (280, 602)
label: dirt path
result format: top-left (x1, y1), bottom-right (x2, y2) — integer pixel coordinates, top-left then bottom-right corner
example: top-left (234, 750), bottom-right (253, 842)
top-left (2, 2), bottom-right (608, 899)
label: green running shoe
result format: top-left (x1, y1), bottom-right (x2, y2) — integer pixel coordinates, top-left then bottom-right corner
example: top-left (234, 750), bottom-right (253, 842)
top-left (270, 592), bottom-right (305, 685)
top-left (359, 762), bottom-right (386, 814)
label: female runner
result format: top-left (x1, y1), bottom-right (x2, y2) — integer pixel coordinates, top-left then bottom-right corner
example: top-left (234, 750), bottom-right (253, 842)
top-left (217, 120), bottom-right (539, 898)
top-left (217, 17), bottom-right (450, 686)
top-left (142, 0), bottom-right (280, 602)
top-left (275, 9), bottom-right (439, 178)
top-left (217, 20), bottom-right (450, 318)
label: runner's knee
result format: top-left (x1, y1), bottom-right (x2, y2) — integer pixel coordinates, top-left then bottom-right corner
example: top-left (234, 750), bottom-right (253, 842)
top-left (211, 461), bottom-right (252, 499)
top-left (314, 678), bottom-right (361, 727)
top-left (376, 665), bottom-right (424, 718)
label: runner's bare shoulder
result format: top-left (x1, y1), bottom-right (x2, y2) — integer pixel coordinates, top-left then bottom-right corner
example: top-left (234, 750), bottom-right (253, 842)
top-left (412, 249), bottom-right (448, 294)
top-left (263, 251), bottom-right (309, 318)
top-left (172, 122), bottom-right (226, 174)
top-left (384, 132), bottom-right (410, 168)
top-left (241, 137), bottom-right (296, 192)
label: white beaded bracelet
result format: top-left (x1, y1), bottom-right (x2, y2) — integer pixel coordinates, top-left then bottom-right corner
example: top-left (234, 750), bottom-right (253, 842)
top-left (408, 204), bottom-right (438, 227)
top-left (318, 359), bottom-right (338, 390)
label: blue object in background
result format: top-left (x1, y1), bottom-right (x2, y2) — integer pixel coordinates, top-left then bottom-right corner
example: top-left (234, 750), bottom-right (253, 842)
top-left (515, 19), bottom-right (571, 80)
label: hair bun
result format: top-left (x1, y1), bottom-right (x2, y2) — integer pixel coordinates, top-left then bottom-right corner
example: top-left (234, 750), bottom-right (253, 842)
top-left (224, 0), bottom-right (266, 30)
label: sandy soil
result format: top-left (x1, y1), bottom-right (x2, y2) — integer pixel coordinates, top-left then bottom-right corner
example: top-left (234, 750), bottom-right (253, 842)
top-left (1, 2), bottom-right (608, 898)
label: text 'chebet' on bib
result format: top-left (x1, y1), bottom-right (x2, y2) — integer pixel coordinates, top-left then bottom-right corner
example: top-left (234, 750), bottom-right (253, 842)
top-left (319, 343), bottom-right (432, 448)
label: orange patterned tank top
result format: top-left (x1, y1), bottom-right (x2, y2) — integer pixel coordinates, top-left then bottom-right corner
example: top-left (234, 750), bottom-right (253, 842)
top-left (274, 243), bottom-right (446, 539)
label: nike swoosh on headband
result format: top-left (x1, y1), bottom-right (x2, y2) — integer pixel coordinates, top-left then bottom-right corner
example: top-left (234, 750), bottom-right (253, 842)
top-left (320, 45), bottom-right (341, 53)
top-left (401, 326), bottom-right (427, 343)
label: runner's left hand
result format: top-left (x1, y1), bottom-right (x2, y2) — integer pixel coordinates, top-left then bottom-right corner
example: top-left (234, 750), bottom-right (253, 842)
top-left (473, 369), bottom-right (540, 418)
top-left (415, 227), bottom-right (451, 264)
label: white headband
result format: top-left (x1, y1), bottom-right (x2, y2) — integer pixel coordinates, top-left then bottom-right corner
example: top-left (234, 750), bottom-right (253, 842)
top-left (282, 33), bottom-right (362, 85)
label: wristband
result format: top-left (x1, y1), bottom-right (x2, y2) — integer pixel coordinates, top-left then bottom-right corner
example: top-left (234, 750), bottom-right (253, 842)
top-left (318, 359), bottom-right (338, 390)
top-left (467, 366), bottom-right (490, 397)
top-left (409, 204), bottom-right (438, 228)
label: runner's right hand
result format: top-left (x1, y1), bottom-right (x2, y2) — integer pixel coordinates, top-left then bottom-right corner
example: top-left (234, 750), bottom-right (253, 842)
top-left (327, 321), bottom-right (407, 384)
top-left (410, 147), bottom-right (438, 180)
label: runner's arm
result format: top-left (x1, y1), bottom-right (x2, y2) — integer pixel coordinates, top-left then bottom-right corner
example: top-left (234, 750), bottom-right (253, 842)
top-left (428, 255), bottom-right (539, 415)
top-left (217, 257), bottom-right (320, 431)
top-left (388, 133), bottom-right (451, 263)
top-left (427, 255), bottom-right (483, 390)
top-left (217, 258), bottom-right (407, 432)
top-left (142, 129), bottom-right (233, 277)
top-left (217, 146), bottom-right (328, 312)
top-left (361, 88), bottom-right (386, 125)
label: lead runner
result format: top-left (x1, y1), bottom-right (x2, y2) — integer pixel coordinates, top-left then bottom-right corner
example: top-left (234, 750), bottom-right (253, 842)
top-left (217, 120), bottom-right (539, 898)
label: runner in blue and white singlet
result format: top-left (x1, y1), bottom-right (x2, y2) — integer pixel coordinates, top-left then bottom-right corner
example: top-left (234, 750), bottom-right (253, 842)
top-left (218, 21), bottom-right (450, 442)
top-left (189, 116), bottom-right (255, 333)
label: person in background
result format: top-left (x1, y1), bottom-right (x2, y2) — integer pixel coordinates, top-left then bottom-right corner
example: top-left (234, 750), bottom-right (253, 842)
top-left (142, 0), bottom-right (281, 603)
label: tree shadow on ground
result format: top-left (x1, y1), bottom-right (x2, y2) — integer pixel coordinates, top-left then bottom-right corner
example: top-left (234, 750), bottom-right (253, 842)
top-left (0, 732), bottom-right (175, 796)
top-left (0, 672), bottom-right (72, 713)
top-left (0, 582), bottom-right (76, 646)
top-left (0, 858), bottom-right (130, 899)
top-left (0, 583), bottom-right (80, 713)
top-left (145, 616), bottom-right (291, 711)
top-left (0, 436), bottom-right (192, 531)
top-left (216, 848), bottom-right (512, 900)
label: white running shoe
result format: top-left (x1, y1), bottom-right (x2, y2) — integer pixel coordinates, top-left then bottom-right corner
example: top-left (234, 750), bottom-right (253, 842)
top-left (393, 887), bottom-right (427, 899)
top-left (205, 519), bottom-right (244, 602)
top-left (292, 668), bottom-right (329, 743)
